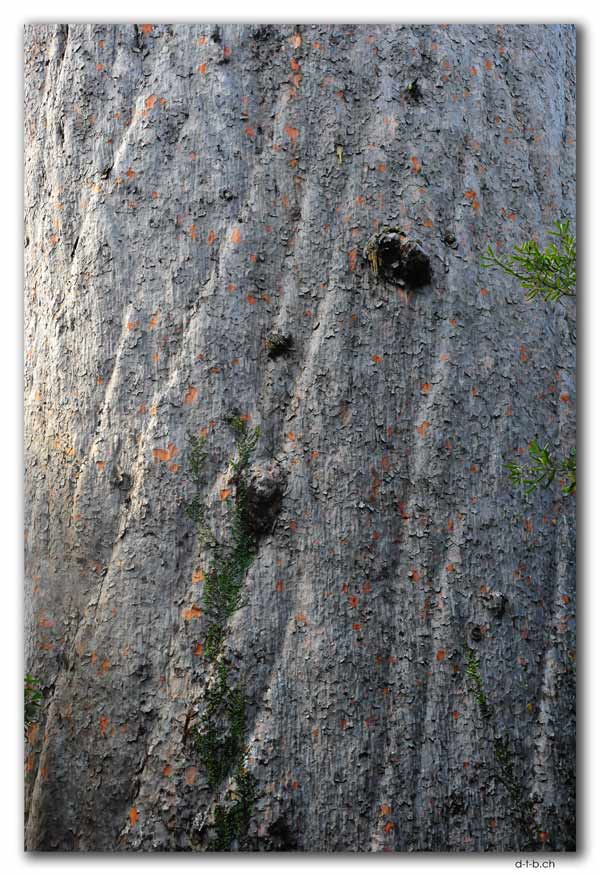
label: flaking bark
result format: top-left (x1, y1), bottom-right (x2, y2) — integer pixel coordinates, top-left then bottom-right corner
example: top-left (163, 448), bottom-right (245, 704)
top-left (24, 23), bottom-right (576, 852)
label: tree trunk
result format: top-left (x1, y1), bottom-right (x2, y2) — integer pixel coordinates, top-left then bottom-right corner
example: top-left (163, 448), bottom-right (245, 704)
top-left (24, 23), bottom-right (576, 852)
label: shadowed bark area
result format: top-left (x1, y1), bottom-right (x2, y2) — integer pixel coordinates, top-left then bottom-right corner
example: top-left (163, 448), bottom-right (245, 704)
top-left (24, 23), bottom-right (576, 852)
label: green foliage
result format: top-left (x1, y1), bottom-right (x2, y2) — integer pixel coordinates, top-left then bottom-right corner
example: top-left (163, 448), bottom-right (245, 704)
top-left (506, 441), bottom-right (576, 496)
top-left (465, 649), bottom-right (490, 718)
top-left (195, 663), bottom-right (247, 789)
top-left (185, 418), bottom-right (260, 849)
top-left (25, 674), bottom-right (43, 732)
top-left (481, 219), bottom-right (576, 302)
top-left (195, 421), bottom-right (259, 648)
top-left (493, 738), bottom-right (538, 845)
top-left (185, 433), bottom-right (213, 543)
top-left (209, 766), bottom-right (256, 851)
top-left (405, 78), bottom-right (421, 101)
top-left (463, 654), bottom-right (539, 845)
top-left (482, 219), bottom-right (576, 497)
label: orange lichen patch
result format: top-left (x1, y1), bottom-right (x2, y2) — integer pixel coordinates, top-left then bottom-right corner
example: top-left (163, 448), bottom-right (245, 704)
top-left (352, 623), bottom-right (362, 631)
top-left (452, 710), bottom-right (460, 721)
top-left (294, 613), bottom-right (307, 624)
top-left (145, 94), bottom-right (158, 110)
top-left (561, 594), bottom-right (570, 605)
top-left (129, 806), bottom-right (139, 828)
top-left (408, 569), bottom-right (421, 583)
top-left (383, 821), bottom-right (395, 834)
top-left (162, 764), bottom-right (173, 777)
top-left (349, 595), bottom-right (359, 609)
top-left (348, 249), bottom-right (358, 272)
top-left (27, 722), bottom-right (40, 744)
top-left (189, 224), bottom-right (198, 241)
top-left (100, 658), bottom-right (110, 674)
top-left (275, 580), bottom-right (285, 593)
top-left (290, 57), bottom-right (301, 72)
top-left (99, 716), bottom-right (109, 735)
top-left (184, 766), bottom-right (197, 786)
top-left (410, 156), bottom-right (421, 173)
top-left (231, 228), bottom-right (241, 244)
top-left (207, 229), bottom-right (216, 245)
top-left (220, 488), bottom-right (232, 501)
top-left (519, 344), bottom-right (529, 363)
top-left (152, 443), bottom-right (178, 463)
top-left (421, 382), bottom-right (431, 394)
top-left (184, 385), bottom-right (198, 405)
top-left (148, 312), bottom-right (160, 329)
top-left (140, 24), bottom-right (153, 34)
top-left (436, 649), bottom-right (446, 661)
top-left (559, 392), bottom-right (570, 403)
top-left (192, 568), bottom-right (205, 584)
top-left (96, 461), bottom-right (106, 472)
top-left (416, 421), bottom-right (430, 438)
top-left (198, 62), bottom-right (207, 75)
top-left (182, 605), bottom-right (202, 621)
top-left (377, 163), bottom-right (387, 173)
top-left (96, 63), bottom-right (105, 72)
top-left (371, 354), bottom-right (383, 364)
top-left (284, 124), bottom-right (299, 141)
top-left (379, 803), bottom-right (392, 816)
top-left (168, 463), bottom-right (180, 474)
top-left (245, 126), bottom-right (255, 138)
top-left (523, 518), bottom-right (533, 534)
top-left (127, 319), bottom-right (140, 331)
top-left (126, 167), bottom-right (136, 179)
top-left (539, 831), bottom-right (550, 844)
top-left (38, 612), bottom-right (54, 629)
top-left (245, 294), bottom-right (257, 305)
top-left (291, 32), bottom-right (302, 48)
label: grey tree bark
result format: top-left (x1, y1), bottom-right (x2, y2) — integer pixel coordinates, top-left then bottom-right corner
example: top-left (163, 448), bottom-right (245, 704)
top-left (24, 23), bottom-right (576, 852)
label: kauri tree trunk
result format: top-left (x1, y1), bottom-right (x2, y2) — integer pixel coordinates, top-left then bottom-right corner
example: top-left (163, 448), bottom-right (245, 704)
top-left (24, 23), bottom-right (576, 852)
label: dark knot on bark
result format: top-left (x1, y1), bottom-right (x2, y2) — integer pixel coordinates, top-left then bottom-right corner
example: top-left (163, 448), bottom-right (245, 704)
top-left (244, 460), bottom-right (286, 536)
top-left (364, 228), bottom-right (431, 288)
top-left (265, 331), bottom-right (293, 359)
